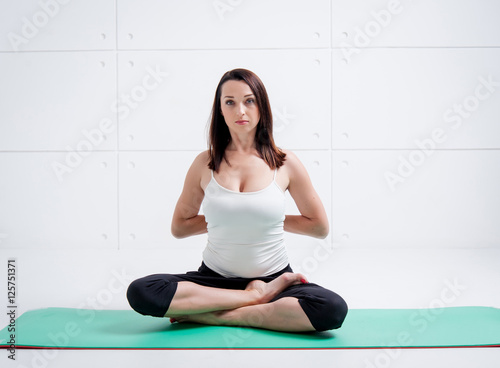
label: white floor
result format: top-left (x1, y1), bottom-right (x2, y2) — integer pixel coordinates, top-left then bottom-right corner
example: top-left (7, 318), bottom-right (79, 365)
top-left (3, 347), bottom-right (500, 368)
top-left (1, 247), bottom-right (499, 367)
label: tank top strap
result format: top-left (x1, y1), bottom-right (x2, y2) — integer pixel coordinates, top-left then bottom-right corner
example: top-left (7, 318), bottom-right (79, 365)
top-left (273, 168), bottom-right (277, 181)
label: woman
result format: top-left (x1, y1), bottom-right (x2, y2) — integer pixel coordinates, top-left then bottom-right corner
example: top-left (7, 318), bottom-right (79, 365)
top-left (127, 69), bottom-right (347, 332)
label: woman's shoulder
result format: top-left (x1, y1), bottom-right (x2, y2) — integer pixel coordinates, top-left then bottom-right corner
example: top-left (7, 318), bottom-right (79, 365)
top-left (192, 150), bottom-right (210, 167)
top-left (276, 149), bottom-right (308, 191)
top-left (184, 150), bottom-right (210, 179)
top-left (281, 149), bottom-right (301, 170)
top-left (281, 148), bottom-right (295, 158)
top-left (190, 150), bottom-right (212, 189)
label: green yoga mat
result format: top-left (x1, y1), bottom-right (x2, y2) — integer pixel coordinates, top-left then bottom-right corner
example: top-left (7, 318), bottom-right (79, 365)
top-left (1, 307), bottom-right (499, 350)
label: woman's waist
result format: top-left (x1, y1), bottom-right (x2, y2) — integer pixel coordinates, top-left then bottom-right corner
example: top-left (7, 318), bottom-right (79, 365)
top-left (202, 240), bottom-right (289, 278)
top-left (206, 228), bottom-right (284, 246)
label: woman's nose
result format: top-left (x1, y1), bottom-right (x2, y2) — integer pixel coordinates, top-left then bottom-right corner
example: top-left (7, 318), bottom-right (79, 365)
top-left (238, 103), bottom-right (246, 116)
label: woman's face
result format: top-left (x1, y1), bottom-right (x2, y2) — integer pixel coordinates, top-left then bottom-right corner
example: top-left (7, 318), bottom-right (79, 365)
top-left (220, 80), bottom-right (260, 135)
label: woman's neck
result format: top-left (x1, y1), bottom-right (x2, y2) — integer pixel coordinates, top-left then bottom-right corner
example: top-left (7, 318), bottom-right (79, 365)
top-left (227, 131), bottom-right (257, 153)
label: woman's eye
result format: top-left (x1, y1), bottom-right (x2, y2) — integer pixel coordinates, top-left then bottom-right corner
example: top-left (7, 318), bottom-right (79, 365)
top-left (246, 99), bottom-right (255, 104)
top-left (225, 100), bottom-right (234, 105)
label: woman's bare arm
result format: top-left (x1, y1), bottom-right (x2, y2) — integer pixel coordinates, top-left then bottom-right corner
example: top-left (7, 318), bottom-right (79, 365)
top-left (283, 150), bottom-right (329, 239)
top-left (171, 152), bottom-right (209, 239)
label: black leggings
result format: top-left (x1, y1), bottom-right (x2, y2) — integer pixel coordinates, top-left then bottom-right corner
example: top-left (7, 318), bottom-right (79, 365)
top-left (127, 262), bottom-right (348, 332)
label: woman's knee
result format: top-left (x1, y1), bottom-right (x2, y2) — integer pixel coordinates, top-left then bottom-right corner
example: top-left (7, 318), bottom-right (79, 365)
top-left (322, 292), bottom-right (348, 331)
top-left (302, 288), bottom-right (348, 332)
top-left (126, 274), bottom-right (178, 317)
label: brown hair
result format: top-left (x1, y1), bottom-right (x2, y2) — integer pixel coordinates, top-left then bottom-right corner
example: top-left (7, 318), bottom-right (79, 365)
top-left (207, 68), bottom-right (286, 172)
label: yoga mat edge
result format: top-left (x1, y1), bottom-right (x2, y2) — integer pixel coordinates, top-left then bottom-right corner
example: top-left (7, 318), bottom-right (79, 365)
top-left (1, 306), bottom-right (499, 350)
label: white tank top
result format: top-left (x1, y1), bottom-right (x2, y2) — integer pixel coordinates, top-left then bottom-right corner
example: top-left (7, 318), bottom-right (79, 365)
top-left (201, 169), bottom-right (289, 278)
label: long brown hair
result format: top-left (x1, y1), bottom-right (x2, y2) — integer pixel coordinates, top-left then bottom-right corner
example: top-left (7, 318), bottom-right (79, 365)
top-left (207, 68), bottom-right (286, 172)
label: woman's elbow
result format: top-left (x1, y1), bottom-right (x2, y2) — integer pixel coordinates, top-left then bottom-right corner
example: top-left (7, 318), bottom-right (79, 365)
top-left (171, 220), bottom-right (186, 239)
top-left (314, 220), bottom-right (329, 239)
top-left (315, 229), bottom-right (329, 239)
top-left (171, 231), bottom-right (184, 239)
top-left (171, 228), bottom-right (182, 239)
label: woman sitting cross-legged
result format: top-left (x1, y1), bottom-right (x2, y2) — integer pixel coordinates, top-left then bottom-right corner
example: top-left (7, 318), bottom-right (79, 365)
top-left (126, 68), bottom-right (348, 332)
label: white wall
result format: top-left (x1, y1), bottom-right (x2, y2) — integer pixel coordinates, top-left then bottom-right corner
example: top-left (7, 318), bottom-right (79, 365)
top-left (1, 1), bottom-right (500, 362)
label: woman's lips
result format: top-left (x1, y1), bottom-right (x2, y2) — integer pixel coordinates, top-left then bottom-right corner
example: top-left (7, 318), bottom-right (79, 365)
top-left (235, 120), bottom-right (248, 125)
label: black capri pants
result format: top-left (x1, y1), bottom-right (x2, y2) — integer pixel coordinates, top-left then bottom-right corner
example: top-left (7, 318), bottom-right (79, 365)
top-left (127, 262), bottom-right (348, 332)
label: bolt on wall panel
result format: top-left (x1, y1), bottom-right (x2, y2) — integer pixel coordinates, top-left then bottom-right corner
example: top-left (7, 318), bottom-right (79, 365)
top-left (119, 150), bottom-right (331, 251)
top-left (118, 50), bottom-right (330, 151)
top-left (0, 51), bottom-right (117, 151)
top-left (0, 0), bottom-right (116, 51)
top-left (118, 0), bottom-right (330, 50)
top-left (332, 48), bottom-right (500, 149)
top-left (0, 152), bottom-right (118, 249)
top-left (284, 150), bottom-right (333, 255)
top-left (332, 150), bottom-right (500, 248)
top-left (119, 151), bottom-right (201, 250)
top-left (332, 0), bottom-right (500, 48)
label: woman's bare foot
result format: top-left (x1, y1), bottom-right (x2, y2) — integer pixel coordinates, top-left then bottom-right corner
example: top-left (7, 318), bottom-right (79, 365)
top-left (171, 292), bottom-right (315, 332)
top-left (168, 273), bottom-right (308, 325)
top-left (245, 272), bottom-right (308, 305)
top-left (173, 310), bottom-right (229, 326)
